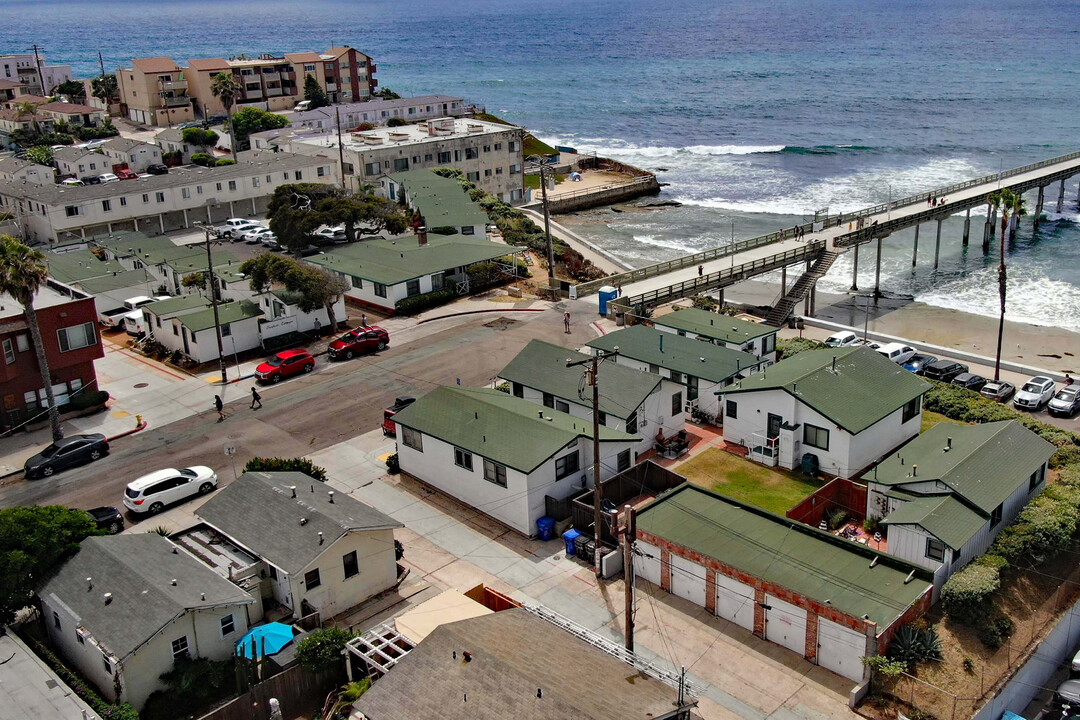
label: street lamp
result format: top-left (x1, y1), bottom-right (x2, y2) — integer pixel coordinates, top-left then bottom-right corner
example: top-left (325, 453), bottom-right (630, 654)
top-left (192, 219), bottom-right (228, 382)
top-left (526, 154), bottom-right (558, 300)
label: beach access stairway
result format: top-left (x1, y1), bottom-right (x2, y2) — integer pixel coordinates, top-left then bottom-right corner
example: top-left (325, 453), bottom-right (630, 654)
top-left (765, 250), bottom-right (839, 326)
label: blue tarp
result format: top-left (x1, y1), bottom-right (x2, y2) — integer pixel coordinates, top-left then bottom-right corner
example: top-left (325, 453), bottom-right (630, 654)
top-left (236, 622), bottom-right (295, 659)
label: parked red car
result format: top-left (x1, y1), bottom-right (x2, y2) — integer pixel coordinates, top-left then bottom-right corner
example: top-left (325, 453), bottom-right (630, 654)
top-left (254, 348), bottom-right (315, 383)
top-left (327, 326), bottom-right (389, 361)
top-left (116, 168), bottom-right (139, 180)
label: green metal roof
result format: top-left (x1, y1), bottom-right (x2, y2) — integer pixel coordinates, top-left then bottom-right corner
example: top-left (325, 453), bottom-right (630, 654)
top-left (305, 233), bottom-right (515, 286)
top-left (498, 339), bottom-right (662, 421)
top-left (92, 232), bottom-right (177, 258)
top-left (881, 495), bottom-right (987, 550)
top-left (166, 249), bottom-right (241, 276)
top-left (46, 249), bottom-right (125, 283)
top-left (586, 325), bottom-right (762, 384)
top-left (388, 170), bottom-right (489, 231)
top-left (652, 308), bottom-right (779, 344)
top-left (721, 346), bottom-right (930, 434)
top-left (636, 483), bottom-right (933, 631)
top-left (75, 269), bottom-right (156, 295)
top-left (873, 421), bottom-right (1056, 515)
top-left (143, 293), bottom-right (210, 317)
top-left (181, 300), bottom-right (262, 333)
top-left (390, 386), bottom-right (638, 474)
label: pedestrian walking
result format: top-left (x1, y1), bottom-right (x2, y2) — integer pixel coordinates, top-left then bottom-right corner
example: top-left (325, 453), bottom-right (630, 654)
top-left (250, 387), bottom-right (262, 410)
top-left (698, 264), bottom-right (704, 277)
top-left (563, 311), bottom-right (571, 334)
top-left (361, 312), bottom-right (368, 327)
top-left (214, 395), bottom-right (225, 422)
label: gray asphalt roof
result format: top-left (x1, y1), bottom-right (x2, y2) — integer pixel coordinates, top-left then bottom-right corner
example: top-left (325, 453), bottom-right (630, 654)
top-left (195, 471), bottom-right (402, 574)
top-left (38, 534), bottom-right (253, 660)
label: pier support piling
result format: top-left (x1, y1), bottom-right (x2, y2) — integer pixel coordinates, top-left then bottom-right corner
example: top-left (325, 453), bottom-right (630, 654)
top-left (1035, 186), bottom-right (1045, 230)
top-left (962, 208), bottom-right (970, 246)
top-left (809, 282), bottom-right (817, 317)
top-left (781, 265), bottom-right (787, 297)
top-left (983, 203), bottom-right (992, 250)
top-left (1058, 179), bottom-right (1066, 213)
top-left (874, 236), bottom-right (882, 299)
top-left (933, 218), bottom-right (942, 269)
top-left (911, 224), bottom-right (920, 267)
top-left (850, 243), bottom-right (859, 292)
top-left (803, 260), bottom-right (811, 316)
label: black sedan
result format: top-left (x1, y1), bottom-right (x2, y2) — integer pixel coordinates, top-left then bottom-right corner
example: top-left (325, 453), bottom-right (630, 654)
top-left (86, 506), bottom-right (124, 534)
top-left (951, 373), bottom-right (987, 392)
top-left (923, 360), bottom-right (969, 383)
top-left (980, 381), bottom-right (1017, 403)
top-left (902, 353), bottom-right (939, 375)
top-left (145, 164), bottom-right (169, 175)
top-left (24, 434), bottom-right (109, 478)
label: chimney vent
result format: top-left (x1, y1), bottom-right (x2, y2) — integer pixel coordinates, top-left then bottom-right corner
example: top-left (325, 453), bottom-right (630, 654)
top-left (171, 578), bottom-right (177, 586)
top-left (912, 464), bottom-right (918, 477)
top-left (86, 577), bottom-right (93, 591)
top-left (417, 226), bottom-right (428, 246)
top-left (103, 593), bottom-right (113, 604)
top-left (946, 437), bottom-right (952, 450)
top-left (300, 517), bottom-right (308, 526)
top-left (290, 485), bottom-right (297, 498)
top-left (328, 491), bottom-right (335, 503)
top-left (318, 531), bottom-right (324, 545)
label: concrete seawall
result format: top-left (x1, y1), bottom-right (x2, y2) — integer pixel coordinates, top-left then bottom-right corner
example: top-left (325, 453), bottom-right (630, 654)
top-left (547, 176), bottom-right (661, 213)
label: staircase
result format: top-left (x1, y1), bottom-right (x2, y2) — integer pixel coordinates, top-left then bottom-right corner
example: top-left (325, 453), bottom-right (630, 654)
top-left (765, 250), bottom-right (839, 326)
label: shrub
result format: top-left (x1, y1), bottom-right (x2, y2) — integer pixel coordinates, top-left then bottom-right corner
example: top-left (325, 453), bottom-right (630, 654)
top-left (941, 563), bottom-right (999, 624)
top-left (162, 150), bottom-right (183, 166)
top-left (68, 389), bottom-right (110, 411)
top-left (385, 453), bottom-right (399, 474)
top-left (243, 456), bottom-right (328, 482)
top-left (296, 628), bottom-right (354, 674)
top-left (429, 225), bottom-right (457, 235)
top-left (692, 295), bottom-right (718, 312)
top-left (386, 117), bottom-right (407, 127)
top-left (190, 152), bottom-right (215, 167)
top-left (862, 515), bottom-right (882, 534)
top-left (990, 490), bottom-right (1079, 562)
top-left (862, 655), bottom-right (906, 694)
top-left (777, 337), bottom-right (826, 360)
top-left (824, 506), bottom-right (848, 530)
top-left (395, 287), bottom-right (456, 315)
top-left (887, 624), bottom-right (943, 669)
top-left (963, 656), bottom-right (975, 673)
top-left (974, 553), bottom-right (1008, 571)
top-left (978, 615), bottom-right (1014, 649)
top-left (355, 122), bottom-right (375, 131)
top-left (73, 122), bottom-right (119, 140)
top-left (214, 158), bottom-right (235, 166)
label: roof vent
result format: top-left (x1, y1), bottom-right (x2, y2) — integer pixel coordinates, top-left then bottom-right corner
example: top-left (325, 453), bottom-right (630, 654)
top-left (328, 490), bottom-right (335, 503)
top-left (172, 547), bottom-right (178, 554)
top-left (904, 569), bottom-right (916, 584)
top-left (201, 593), bottom-right (206, 601)
top-left (945, 437), bottom-right (952, 451)
top-left (300, 517), bottom-right (308, 526)
top-left (912, 464), bottom-right (918, 477)
top-left (462, 651), bottom-right (472, 663)
top-left (831, 356), bottom-right (837, 372)
top-left (171, 578), bottom-right (177, 586)
top-left (538, 411), bottom-right (543, 419)
top-left (103, 593), bottom-right (113, 604)
top-left (86, 577), bottom-right (93, 591)
top-left (318, 531), bottom-right (324, 545)
top-left (700, 357), bottom-right (705, 362)
top-left (290, 485), bottom-right (297, 498)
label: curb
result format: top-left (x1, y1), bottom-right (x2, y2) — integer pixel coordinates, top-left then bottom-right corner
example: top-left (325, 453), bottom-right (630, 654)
top-left (0, 422), bottom-right (150, 485)
top-left (417, 307), bottom-right (547, 325)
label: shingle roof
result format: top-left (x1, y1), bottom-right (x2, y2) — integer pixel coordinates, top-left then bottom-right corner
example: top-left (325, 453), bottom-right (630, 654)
top-left (0, 79), bottom-right (26, 91)
top-left (391, 387), bottom-right (638, 474)
top-left (498, 339), bottom-right (661, 421)
top-left (653, 308), bottom-right (779, 344)
top-left (196, 471), bottom-right (402, 574)
top-left (881, 495), bottom-right (986, 550)
top-left (180, 299), bottom-right (262, 333)
top-left (721, 346), bottom-right (930, 434)
top-left (0, 157), bottom-right (35, 174)
top-left (131, 57), bottom-right (180, 74)
top-left (102, 137), bottom-right (150, 153)
top-left (387, 170), bottom-right (489, 230)
top-left (38, 102), bottom-right (102, 115)
top-left (352, 609), bottom-right (694, 720)
top-left (586, 325), bottom-right (762, 384)
top-left (873, 420), bottom-right (1055, 516)
top-left (52, 146), bottom-right (99, 163)
top-left (38, 534), bottom-right (253, 660)
top-left (636, 483), bottom-right (933, 630)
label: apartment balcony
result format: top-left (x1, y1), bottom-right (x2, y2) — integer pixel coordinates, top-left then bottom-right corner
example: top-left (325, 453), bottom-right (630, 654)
top-left (369, 64), bottom-right (376, 74)
top-left (244, 87), bottom-right (264, 98)
top-left (265, 87), bottom-right (283, 97)
top-left (261, 71), bottom-right (280, 82)
top-left (160, 95), bottom-right (190, 107)
top-left (158, 79), bottom-right (187, 91)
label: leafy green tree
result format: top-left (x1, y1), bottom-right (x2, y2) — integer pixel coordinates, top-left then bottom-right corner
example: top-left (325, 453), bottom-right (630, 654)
top-left (210, 71), bottom-right (241, 139)
top-left (90, 74), bottom-right (118, 106)
top-left (295, 628), bottom-right (354, 673)
top-left (25, 145), bottom-right (53, 165)
top-left (385, 117), bottom-right (406, 127)
top-left (182, 271), bottom-right (206, 290)
top-left (239, 253), bottom-right (348, 331)
top-left (316, 194), bottom-right (408, 242)
top-left (0, 505), bottom-right (99, 624)
top-left (229, 106), bottom-right (290, 152)
top-left (302, 73), bottom-right (330, 110)
top-left (52, 80), bottom-right (86, 102)
top-left (190, 152), bottom-right (215, 167)
top-left (181, 126), bottom-right (219, 148)
top-left (376, 87), bottom-right (401, 100)
top-left (214, 158), bottom-right (235, 166)
top-left (0, 236), bottom-right (62, 439)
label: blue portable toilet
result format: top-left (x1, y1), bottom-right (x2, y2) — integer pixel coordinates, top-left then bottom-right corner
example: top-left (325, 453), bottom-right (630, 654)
top-left (598, 285), bottom-right (618, 315)
top-left (562, 528), bottom-right (582, 556)
top-left (536, 516), bottom-right (556, 541)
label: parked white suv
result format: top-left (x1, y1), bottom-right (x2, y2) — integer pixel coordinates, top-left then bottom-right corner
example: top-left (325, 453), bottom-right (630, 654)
top-left (123, 466), bottom-right (218, 514)
top-left (1013, 376), bottom-right (1056, 411)
top-left (825, 331), bottom-right (859, 347)
top-left (876, 343), bottom-right (917, 365)
top-left (97, 173), bottom-right (120, 184)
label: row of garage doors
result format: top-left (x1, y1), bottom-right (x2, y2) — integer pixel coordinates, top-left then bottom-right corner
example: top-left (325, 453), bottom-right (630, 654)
top-left (635, 542), bottom-right (867, 681)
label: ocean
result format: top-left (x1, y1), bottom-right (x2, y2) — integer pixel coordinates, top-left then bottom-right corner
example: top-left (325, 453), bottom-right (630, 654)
top-left (7, 0), bottom-right (1080, 333)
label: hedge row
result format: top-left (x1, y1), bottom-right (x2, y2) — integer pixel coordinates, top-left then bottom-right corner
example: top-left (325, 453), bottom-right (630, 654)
top-left (394, 287), bottom-right (457, 315)
top-left (24, 635), bottom-right (140, 720)
top-left (242, 456), bottom-right (327, 482)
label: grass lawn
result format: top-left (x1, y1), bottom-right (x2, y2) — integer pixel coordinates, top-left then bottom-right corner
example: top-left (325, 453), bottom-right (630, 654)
top-left (523, 172), bottom-right (566, 190)
top-left (921, 410), bottom-right (969, 433)
top-left (676, 447), bottom-right (824, 515)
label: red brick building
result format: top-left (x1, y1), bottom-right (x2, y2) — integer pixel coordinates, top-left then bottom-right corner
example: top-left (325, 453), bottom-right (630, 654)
top-left (0, 282), bottom-right (103, 430)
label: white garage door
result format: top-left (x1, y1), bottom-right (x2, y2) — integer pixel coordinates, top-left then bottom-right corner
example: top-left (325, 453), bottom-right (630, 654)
top-left (765, 594), bottom-right (806, 656)
top-left (816, 617), bottom-right (866, 682)
top-left (670, 554), bottom-right (706, 607)
top-left (715, 574), bottom-right (755, 631)
top-left (634, 542), bottom-right (661, 586)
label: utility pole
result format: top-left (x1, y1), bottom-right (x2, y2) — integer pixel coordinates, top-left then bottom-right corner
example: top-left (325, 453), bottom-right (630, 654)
top-left (29, 45), bottom-right (46, 96)
top-left (567, 348), bottom-right (618, 577)
top-left (622, 503), bottom-right (636, 652)
top-left (335, 107), bottom-right (346, 190)
top-left (528, 154), bottom-right (558, 300)
top-left (196, 221), bottom-right (228, 382)
top-left (98, 51), bottom-right (106, 80)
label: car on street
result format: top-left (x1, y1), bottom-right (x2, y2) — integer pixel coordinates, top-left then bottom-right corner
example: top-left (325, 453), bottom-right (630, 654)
top-left (86, 506), bottom-right (125, 534)
top-left (902, 353), bottom-right (939, 375)
top-left (1055, 679), bottom-right (1080, 711)
top-left (328, 326), bottom-right (389, 360)
top-left (876, 343), bottom-right (917, 365)
top-left (1049, 386), bottom-right (1080, 417)
top-left (123, 466), bottom-right (218, 515)
top-left (314, 226), bottom-right (346, 242)
top-left (146, 163), bottom-right (169, 175)
top-left (215, 218), bottom-right (261, 239)
top-left (60, 178), bottom-right (84, 187)
top-left (825, 331), bottom-right (859, 348)
top-left (922, 360), bottom-right (968, 383)
top-left (81, 139), bottom-right (109, 150)
top-left (243, 226), bottom-right (273, 244)
top-left (1014, 376), bottom-right (1056, 411)
top-left (82, 174), bottom-right (102, 185)
top-left (205, 115), bottom-right (228, 126)
top-left (116, 168), bottom-right (139, 180)
top-left (177, 121), bottom-right (202, 129)
top-left (382, 396), bottom-right (416, 436)
top-left (24, 434), bottom-right (109, 478)
top-left (97, 173), bottom-right (120, 184)
top-left (263, 238), bottom-right (281, 251)
top-left (980, 381), bottom-right (1016, 403)
top-left (255, 348), bottom-right (315, 383)
top-left (951, 372), bottom-right (987, 392)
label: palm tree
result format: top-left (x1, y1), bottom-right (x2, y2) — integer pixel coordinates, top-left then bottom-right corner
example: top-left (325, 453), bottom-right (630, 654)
top-left (210, 72), bottom-right (241, 154)
top-left (1007, 192), bottom-right (1026, 242)
top-left (0, 235), bottom-right (62, 440)
top-left (987, 190), bottom-right (1014, 382)
top-left (14, 101), bottom-right (41, 137)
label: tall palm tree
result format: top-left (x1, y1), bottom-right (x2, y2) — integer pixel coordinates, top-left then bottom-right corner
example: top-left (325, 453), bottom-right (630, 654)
top-left (987, 190), bottom-right (1014, 382)
top-left (210, 72), bottom-right (241, 154)
top-left (0, 235), bottom-right (62, 440)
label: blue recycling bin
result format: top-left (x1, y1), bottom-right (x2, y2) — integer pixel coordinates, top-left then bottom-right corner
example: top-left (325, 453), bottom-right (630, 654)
top-left (536, 516), bottom-right (556, 541)
top-left (597, 285), bottom-right (618, 315)
top-left (562, 528), bottom-right (582, 556)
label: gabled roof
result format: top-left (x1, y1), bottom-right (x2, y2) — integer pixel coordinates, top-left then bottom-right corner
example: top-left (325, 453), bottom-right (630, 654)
top-left (873, 421), bottom-right (1056, 515)
top-left (38, 534), bottom-right (253, 660)
top-left (38, 102), bottom-right (102, 115)
top-left (285, 52), bottom-right (323, 64)
top-left (180, 299), bottom-right (262, 333)
top-left (143, 293), bottom-right (210, 318)
top-left (391, 387), bottom-right (638, 474)
top-left (721, 346), bottom-right (930, 434)
top-left (0, 79), bottom-right (26, 91)
top-left (46, 249), bottom-right (125, 283)
top-left (653, 308), bottom-right (779, 344)
top-left (635, 483), bottom-right (933, 630)
top-left (0, 156), bottom-right (43, 174)
top-left (586, 325), bottom-right (762, 384)
top-left (498, 339), bottom-right (662, 421)
top-left (52, 146), bottom-right (99, 163)
top-left (881, 494), bottom-right (986, 550)
top-left (102, 137), bottom-right (152, 153)
top-left (386, 169), bottom-right (489, 230)
top-left (352, 609), bottom-right (694, 720)
top-left (131, 57), bottom-right (180, 74)
top-left (196, 471), bottom-right (402, 575)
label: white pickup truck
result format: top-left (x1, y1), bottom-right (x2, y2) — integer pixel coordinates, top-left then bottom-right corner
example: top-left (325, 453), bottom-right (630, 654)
top-left (98, 296), bottom-right (157, 328)
top-left (214, 218), bottom-right (263, 239)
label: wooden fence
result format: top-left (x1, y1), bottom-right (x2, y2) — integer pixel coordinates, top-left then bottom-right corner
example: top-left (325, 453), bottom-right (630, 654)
top-left (196, 665), bottom-right (338, 720)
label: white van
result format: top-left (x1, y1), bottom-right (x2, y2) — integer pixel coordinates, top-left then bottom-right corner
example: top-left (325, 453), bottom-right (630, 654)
top-left (876, 343), bottom-right (917, 364)
top-left (294, 100), bottom-right (312, 112)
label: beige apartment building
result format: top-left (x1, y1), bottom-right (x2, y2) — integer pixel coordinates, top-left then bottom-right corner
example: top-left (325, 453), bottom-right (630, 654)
top-left (116, 57), bottom-right (195, 127)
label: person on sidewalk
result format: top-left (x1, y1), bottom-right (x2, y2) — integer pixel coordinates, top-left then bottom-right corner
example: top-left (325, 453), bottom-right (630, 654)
top-left (361, 312), bottom-right (368, 328)
top-left (251, 387), bottom-right (262, 409)
top-left (214, 395), bottom-right (225, 422)
top-left (563, 311), bottom-right (571, 334)
top-left (698, 264), bottom-right (704, 277)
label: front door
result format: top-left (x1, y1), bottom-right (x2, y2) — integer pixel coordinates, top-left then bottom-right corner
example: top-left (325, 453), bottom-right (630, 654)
top-left (767, 413), bottom-right (782, 439)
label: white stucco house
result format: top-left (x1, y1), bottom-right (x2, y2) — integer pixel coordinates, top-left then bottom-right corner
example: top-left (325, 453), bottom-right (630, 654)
top-left (497, 338), bottom-right (686, 459)
top-left (867, 420), bottom-right (1055, 598)
top-left (719, 346), bottom-right (929, 478)
top-left (392, 386), bottom-right (640, 537)
top-left (101, 137), bottom-right (164, 174)
top-left (54, 146), bottom-right (111, 181)
top-left (652, 308), bottom-right (780, 364)
top-left (38, 534), bottom-right (255, 710)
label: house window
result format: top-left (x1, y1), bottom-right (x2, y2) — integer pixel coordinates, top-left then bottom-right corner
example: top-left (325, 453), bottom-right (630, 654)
top-left (142, 193), bottom-right (149, 203)
top-left (925, 537), bottom-right (946, 563)
top-left (342, 550), bottom-right (359, 579)
top-left (219, 614), bottom-right (236, 637)
top-left (494, 142), bottom-right (503, 150)
top-left (103, 655), bottom-right (112, 675)
top-left (495, 167), bottom-right (503, 175)
top-left (364, 162), bottom-right (380, 176)
top-left (1029, 466), bottom-right (1044, 492)
top-left (483, 459), bottom-right (507, 488)
top-left (171, 636), bottom-right (190, 661)
top-left (484, 169), bottom-right (492, 177)
top-left (762, 334), bottom-right (776, 355)
top-left (509, 140), bottom-right (520, 152)
top-left (57, 322), bottom-right (96, 352)
top-left (438, 151), bottom-right (451, 164)
top-left (626, 411), bottom-right (637, 434)
top-left (155, 192), bottom-right (165, 203)
top-left (2, 339), bottom-right (13, 364)
top-left (509, 164), bottom-right (521, 174)
top-left (803, 424), bottom-right (830, 450)
top-left (101, 199), bottom-right (111, 212)
top-left (465, 147), bottom-right (478, 160)
top-left (373, 283), bottom-right (387, 298)
top-left (220, 323), bottom-right (231, 337)
top-left (295, 171), bottom-right (303, 181)
top-left (555, 399), bottom-right (569, 414)
top-left (317, 166), bottom-right (327, 177)
top-left (671, 391), bottom-right (682, 416)
top-left (393, 158), bottom-right (408, 172)
top-left (16, 334), bottom-right (28, 352)
top-left (454, 447), bottom-right (473, 471)
top-left (76, 631), bottom-right (84, 645)
top-left (453, 150), bottom-right (462, 162)
top-left (402, 426), bottom-right (422, 451)
top-left (52, 611), bottom-right (61, 630)
top-left (466, 171), bottom-right (479, 182)
top-left (216, 182), bottom-right (223, 191)
top-left (228, 180), bottom-right (237, 191)
top-left (990, 503), bottom-right (1003, 528)
top-left (405, 279), bottom-right (420, 297)
top-left (304, 568), bottom-right (321, 590)
top-left (512, 382), bottom-right (523, 398)
top-left (617, 449), bottom-right (631, 472)
top-left (65, 205), bottom-right (79, 217)
top-left (555, 452), bottom-right (579, 480)
top-left (902, 396), bottom-right (921, 423)
top-left (252, 177), bottom-right (260, 188)
top-left (120, 197), bottom-right (127, 206)
top-left (424, 153), bottom-right (433, 162)
top-left (598, 410), bottom-right (607, 426)
top-left (182, 187), bottom-right (190, 199)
